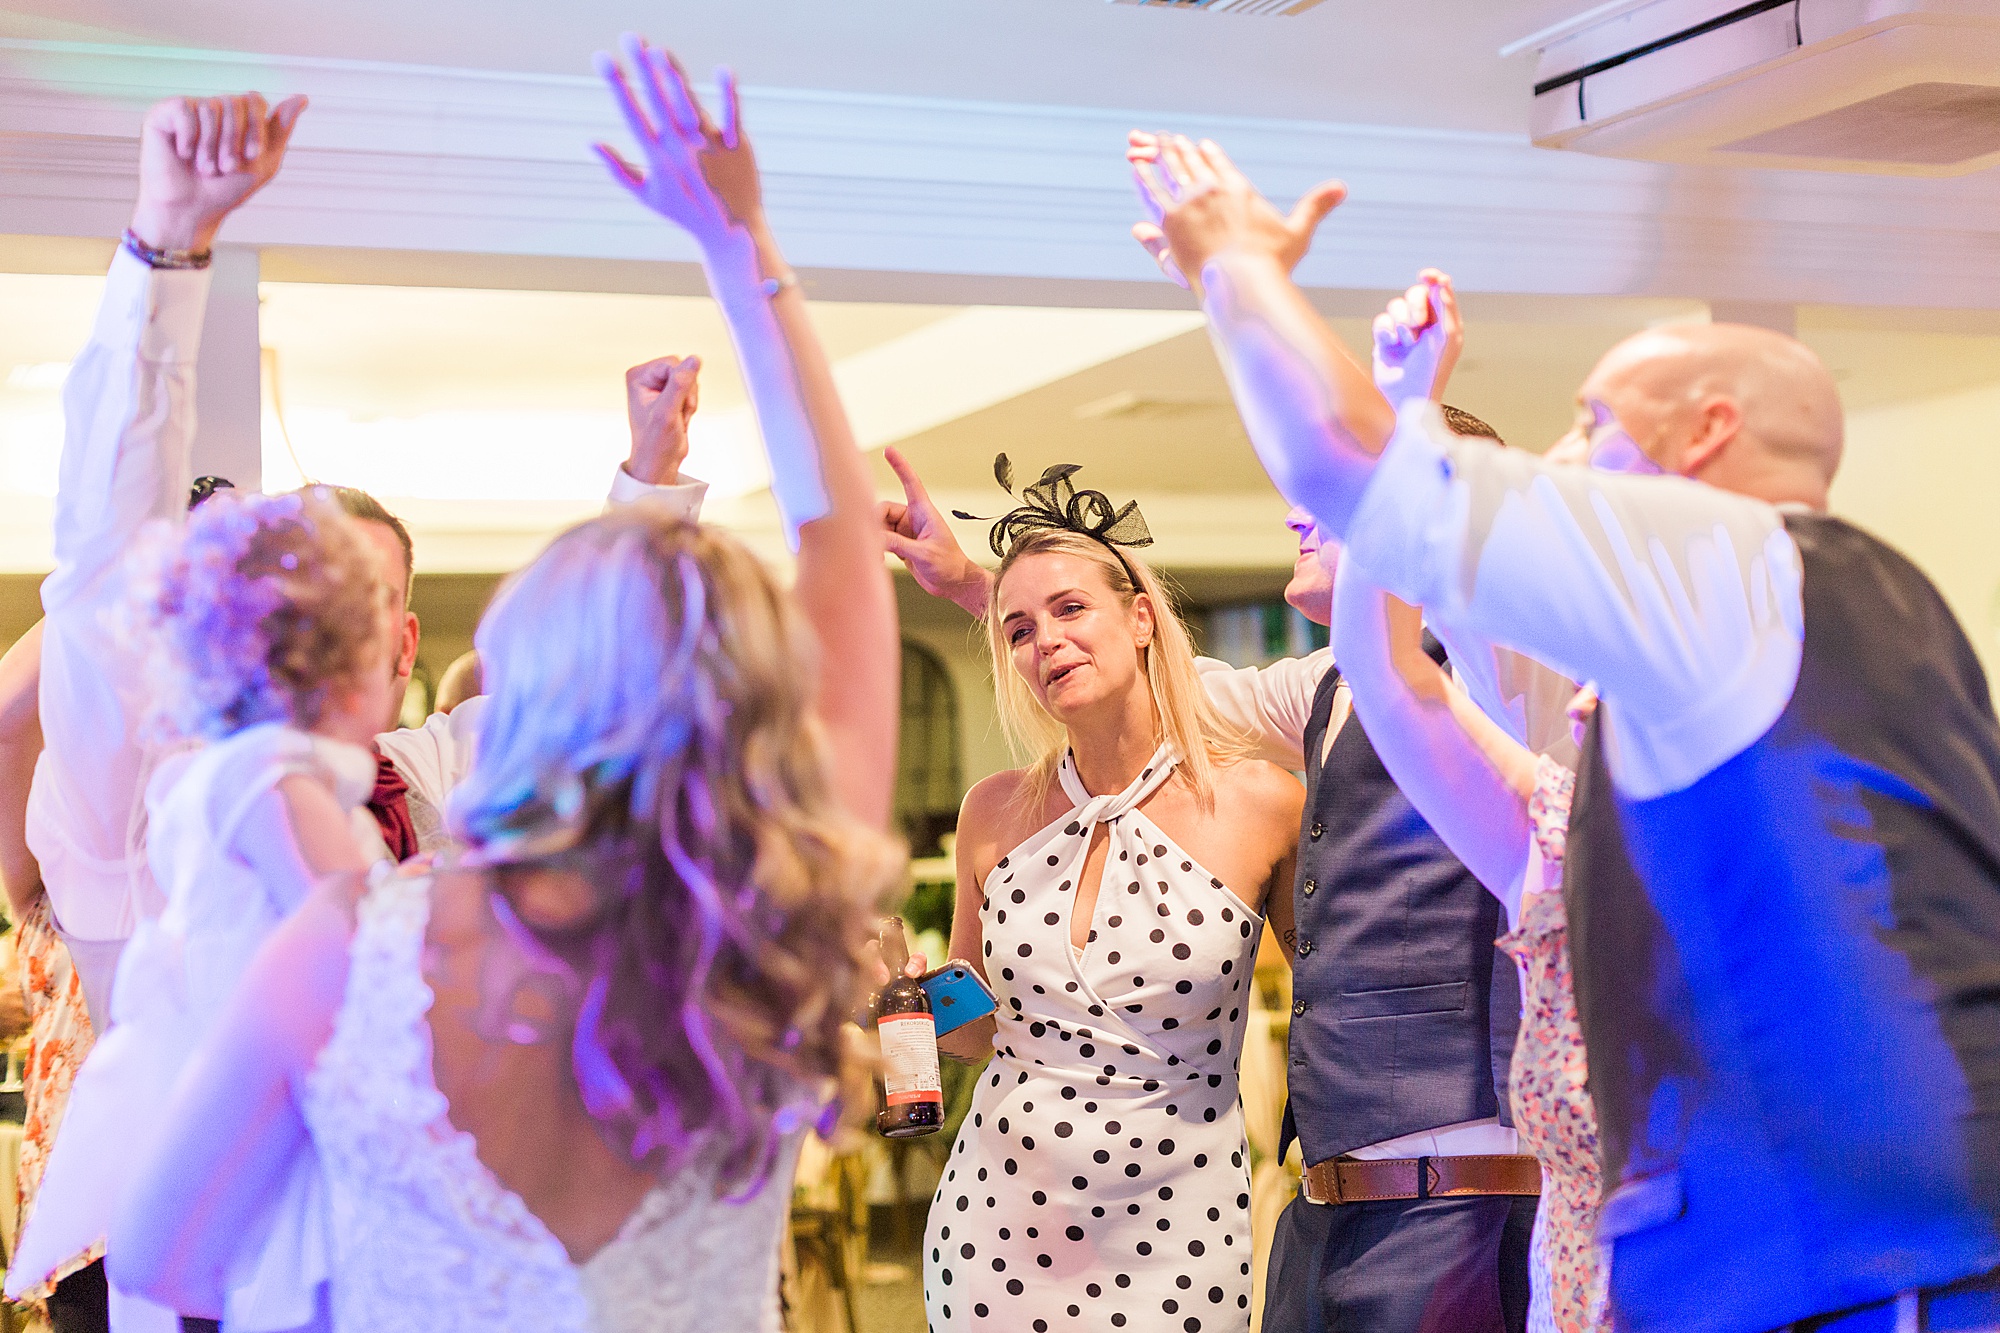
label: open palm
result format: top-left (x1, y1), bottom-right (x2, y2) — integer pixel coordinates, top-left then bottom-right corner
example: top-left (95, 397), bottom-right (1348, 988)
top-left (593, 36), bottom-right (763, 251)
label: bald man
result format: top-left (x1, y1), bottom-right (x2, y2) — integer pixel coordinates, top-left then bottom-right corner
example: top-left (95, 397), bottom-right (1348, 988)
top-left (1133, 138), bottom-right (2000, 1333)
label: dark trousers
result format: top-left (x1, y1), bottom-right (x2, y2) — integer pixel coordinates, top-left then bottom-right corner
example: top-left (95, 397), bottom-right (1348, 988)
top-left (1261, 1190), bottom-right (1535, 1333)
top-left (47, 1259), bottom-right (110, 1333)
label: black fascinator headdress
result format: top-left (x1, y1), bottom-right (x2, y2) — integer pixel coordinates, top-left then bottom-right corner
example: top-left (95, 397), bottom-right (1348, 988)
top-left (952, 454), bottom-right (1153, 587)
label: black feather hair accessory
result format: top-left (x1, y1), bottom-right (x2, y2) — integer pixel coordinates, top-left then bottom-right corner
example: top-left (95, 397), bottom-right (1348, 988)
top-left (951, 455), bottom-right (1153, 565)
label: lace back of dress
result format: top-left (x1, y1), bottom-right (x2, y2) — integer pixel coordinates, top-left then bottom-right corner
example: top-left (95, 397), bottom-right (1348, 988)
top-left (301, 868), bottom-right (793, 1333)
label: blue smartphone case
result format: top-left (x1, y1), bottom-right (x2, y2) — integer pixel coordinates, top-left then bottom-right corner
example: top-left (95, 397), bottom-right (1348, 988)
top-left (919, 962), bottom-right (998, 1038)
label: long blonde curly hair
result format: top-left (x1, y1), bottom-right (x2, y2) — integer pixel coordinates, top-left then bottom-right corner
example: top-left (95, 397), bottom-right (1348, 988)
top-left (450, 509), bottom-right (903, 1190)
top-left (985, 529), bottom-right (1250, 813)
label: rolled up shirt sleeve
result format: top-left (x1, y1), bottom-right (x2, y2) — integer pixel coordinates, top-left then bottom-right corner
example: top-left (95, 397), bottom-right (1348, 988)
top-left (1343, 399), bottom-right (1803, 800)
top-left (1196, 648), bottom-right (1337, 772)
top-left (28, 250), bottom-right (210, 944)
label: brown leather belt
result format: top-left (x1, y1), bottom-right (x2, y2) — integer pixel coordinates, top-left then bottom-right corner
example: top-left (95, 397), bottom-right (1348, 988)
top-left (1300, 1154), bottom-right (1542, 1206)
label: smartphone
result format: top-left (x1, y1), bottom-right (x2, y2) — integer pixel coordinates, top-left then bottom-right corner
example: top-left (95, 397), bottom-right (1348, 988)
top-left (919, 961), bottom-right (998, 1038)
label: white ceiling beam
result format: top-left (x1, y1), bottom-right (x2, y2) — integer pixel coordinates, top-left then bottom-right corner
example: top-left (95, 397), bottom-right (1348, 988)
top-left (683, 306), bottom-right (1205, 497)
top-left (2, 39), bottom-right (1999, 308)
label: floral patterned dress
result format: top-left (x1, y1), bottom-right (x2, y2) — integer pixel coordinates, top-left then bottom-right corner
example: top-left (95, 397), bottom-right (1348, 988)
top-left (13, 895), bottom-right (100, 1301)
top-left (1495, 758), bottom-right (1609, 1333)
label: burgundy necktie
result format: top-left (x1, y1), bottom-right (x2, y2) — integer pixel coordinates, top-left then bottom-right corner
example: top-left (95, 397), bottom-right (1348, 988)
top-left (368, 751), bottom-right (422, 863)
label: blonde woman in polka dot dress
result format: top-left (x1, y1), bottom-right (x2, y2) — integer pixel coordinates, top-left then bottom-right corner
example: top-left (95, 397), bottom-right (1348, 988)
top-left (903, 485), bottom-right (1304, 1333)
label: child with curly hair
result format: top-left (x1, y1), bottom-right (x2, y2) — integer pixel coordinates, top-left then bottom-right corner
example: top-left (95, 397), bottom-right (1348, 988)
top-left (18, 486), bottom-right (400, 1333)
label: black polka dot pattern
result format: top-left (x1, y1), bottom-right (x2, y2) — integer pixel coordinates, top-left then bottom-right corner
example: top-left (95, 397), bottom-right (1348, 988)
top-left (925, 747), bottom-right (1260, 1331)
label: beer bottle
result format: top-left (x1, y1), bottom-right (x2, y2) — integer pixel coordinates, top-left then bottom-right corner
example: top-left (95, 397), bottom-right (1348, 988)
top-left (874, 917), bottom-right (942, 1137)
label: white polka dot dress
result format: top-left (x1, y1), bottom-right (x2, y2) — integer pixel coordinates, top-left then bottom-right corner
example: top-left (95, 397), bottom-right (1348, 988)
top-left (924, 745), bottom-right (1263, 1333)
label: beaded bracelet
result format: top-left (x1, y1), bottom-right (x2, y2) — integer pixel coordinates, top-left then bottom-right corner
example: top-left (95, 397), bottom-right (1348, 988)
top-left (121, 228), bottom-right (213, 271)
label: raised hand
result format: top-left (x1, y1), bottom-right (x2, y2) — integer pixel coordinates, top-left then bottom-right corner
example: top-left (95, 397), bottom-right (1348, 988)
top-left (878, 446), bottom-right (991, 618)
top-left (1127, 132), bottom-right (1189, 289)
top-left (1129, 133), bottom-right (1345, 293)
top-left (1371, 270), bottom-right (1463, 408)
top-left (623, 354), bottom-right (701, 485)
top-left (128, 93), bottom-right (309, 254)
top-left (593, 35), bottom-right (763, 255)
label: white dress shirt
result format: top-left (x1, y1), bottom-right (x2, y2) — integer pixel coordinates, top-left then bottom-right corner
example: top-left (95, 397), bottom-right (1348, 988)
top-left (1346, 400), bottom-right (1805, 801)
top-left (29, 249), bottom-right (709, 1026)
top-left (1196, 647), bottom-right (1521, 1161)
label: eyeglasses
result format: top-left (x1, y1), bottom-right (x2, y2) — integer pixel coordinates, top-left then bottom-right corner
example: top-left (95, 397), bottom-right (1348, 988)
top-left (1583, 401), bottom-right (1664, 477)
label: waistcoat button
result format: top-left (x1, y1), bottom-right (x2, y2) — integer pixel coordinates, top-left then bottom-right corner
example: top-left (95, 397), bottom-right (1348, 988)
top-left (1296, 939), bottom-right (1313, 956)
top-left (1292, 1000), bottom-right (1307, 1016)
top-left (1302, 879), bottom-right (1316, 897)
top-left (1310, 822), bottom-right (1324, 839)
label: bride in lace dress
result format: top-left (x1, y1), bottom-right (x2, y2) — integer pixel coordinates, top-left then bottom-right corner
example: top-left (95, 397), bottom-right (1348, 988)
top-left (107, 38), bottom-right (904, 1331)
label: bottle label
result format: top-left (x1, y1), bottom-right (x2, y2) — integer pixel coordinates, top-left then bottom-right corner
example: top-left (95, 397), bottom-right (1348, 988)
top-left (878, 1012), bottom-right (943, 1106)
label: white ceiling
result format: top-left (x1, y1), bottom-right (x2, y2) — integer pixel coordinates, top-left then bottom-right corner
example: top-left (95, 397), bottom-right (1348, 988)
top-left (1, 4), bottom-right (1995, 683)
top-left (0, 0), bottom-right (1575, 131)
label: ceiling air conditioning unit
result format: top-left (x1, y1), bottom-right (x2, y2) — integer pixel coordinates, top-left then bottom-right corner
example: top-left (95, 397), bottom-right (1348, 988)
top-left (1513, 0), bottom-right (2000, 174)
top-left (1109, 0), bottom-right (1326, 15)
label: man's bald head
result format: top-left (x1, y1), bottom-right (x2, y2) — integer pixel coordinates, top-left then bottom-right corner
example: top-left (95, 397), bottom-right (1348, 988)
top-left (1579, 322), bottom-right (1844, 508)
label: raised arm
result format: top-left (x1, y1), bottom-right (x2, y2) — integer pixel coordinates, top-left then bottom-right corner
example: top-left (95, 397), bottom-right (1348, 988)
top-left (31, 93), bottom-right (306, 949)
top-left (607, 352), bottom-right (711, 518)
top-left (1132, 135), bottom-right (1392, 537)
top-left (1135, 138), bottom-right (1798, 799)
top-left (0, 622), bottom-right (45, 923)
top-left (596, 38), bottom-right (897, 826)
top-left (1332, 567), bottom-right (1538, 924)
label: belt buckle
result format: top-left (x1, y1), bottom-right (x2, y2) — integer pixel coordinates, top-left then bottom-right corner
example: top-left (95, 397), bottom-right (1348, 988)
top-left (1302, 1161), bottom-right (1343, 1206)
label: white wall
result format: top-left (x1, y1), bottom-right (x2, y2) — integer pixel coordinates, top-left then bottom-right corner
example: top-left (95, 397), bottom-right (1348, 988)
top-left (1832, 380), bottom-right (2000, 701)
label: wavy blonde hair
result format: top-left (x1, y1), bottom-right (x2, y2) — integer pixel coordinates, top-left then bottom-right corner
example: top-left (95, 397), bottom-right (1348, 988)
top-left (449, 509), bottom-right (903, 1191)
top-left (133, 487), bottom-right (386, 741)
top-left (985, 529), bottom-right (1250, 813)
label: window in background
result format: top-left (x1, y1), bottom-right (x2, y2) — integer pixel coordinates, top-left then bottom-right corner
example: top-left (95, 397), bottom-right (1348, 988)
top-left (894, 641), bottom-right (961, 860)
top-left (1203, 600), bottom-right (1327, 668)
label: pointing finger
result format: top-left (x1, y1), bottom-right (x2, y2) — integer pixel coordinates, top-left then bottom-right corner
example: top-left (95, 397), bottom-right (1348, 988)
top-left (883, 445), bottom-right (935, 509)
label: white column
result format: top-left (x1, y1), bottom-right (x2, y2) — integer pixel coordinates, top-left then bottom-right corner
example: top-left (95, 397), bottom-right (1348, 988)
top-left (192, 244), bottom-right (261, 491)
